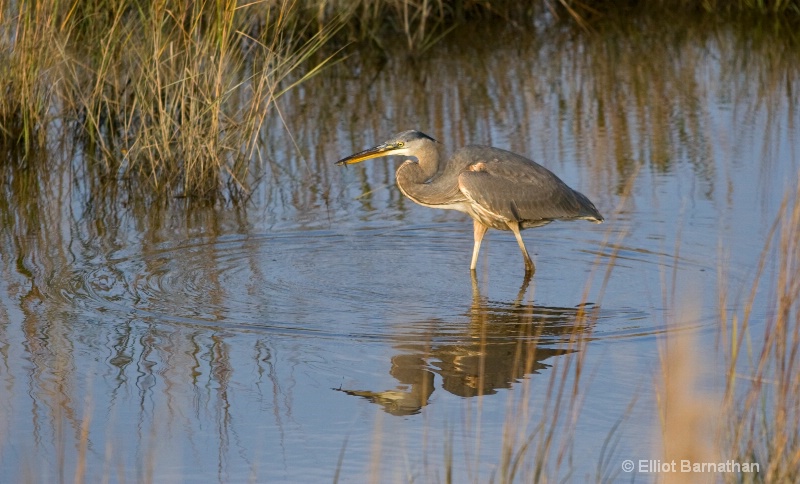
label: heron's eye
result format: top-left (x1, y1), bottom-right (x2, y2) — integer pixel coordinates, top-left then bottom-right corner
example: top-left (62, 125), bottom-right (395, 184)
top-left (396, 142), bottom-right (404, 148)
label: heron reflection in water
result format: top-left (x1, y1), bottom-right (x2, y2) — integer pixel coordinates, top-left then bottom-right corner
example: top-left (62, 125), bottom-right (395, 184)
top-left (336, 130), bottom-right (603, 275)
top-left (336, 278), bottom-right (595, 416)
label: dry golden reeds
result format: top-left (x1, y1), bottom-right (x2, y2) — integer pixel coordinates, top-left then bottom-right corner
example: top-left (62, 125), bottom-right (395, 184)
top-left (717, 185), bottom-right (800, 483)
top-left (2, 0), bottom-right (343, 199)
top-left (2, 0), bottom-right (798, 199)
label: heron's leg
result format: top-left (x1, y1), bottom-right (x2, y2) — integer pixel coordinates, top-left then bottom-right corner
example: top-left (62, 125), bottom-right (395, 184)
top-left (470, 221), bottom-right (489, 271)
top-left (506, 221), bottom-right (535, 274)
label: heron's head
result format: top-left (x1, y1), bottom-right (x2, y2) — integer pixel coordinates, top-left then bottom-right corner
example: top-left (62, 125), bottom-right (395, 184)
top-left (335, 130), bottom-right (437, 166)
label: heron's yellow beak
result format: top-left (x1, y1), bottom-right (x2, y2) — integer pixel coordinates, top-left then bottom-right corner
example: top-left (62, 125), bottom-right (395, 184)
top-left (335, 143), bottom-right (397, 166)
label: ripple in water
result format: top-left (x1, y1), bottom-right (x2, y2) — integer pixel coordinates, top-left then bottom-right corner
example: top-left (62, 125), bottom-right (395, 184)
top-left (50, 225), bottom-right (704, 342)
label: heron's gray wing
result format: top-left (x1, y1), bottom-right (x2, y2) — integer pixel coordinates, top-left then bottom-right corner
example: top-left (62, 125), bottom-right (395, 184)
top-left (457, 157), bottom-right (595, 224)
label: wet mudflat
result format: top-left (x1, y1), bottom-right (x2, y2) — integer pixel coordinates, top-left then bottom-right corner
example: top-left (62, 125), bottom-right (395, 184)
top-left (1, 16), bottom-right (798, 482)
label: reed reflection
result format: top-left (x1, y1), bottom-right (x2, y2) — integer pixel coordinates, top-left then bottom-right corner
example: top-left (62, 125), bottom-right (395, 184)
top-left (337, 278), bottom-right (595, 416)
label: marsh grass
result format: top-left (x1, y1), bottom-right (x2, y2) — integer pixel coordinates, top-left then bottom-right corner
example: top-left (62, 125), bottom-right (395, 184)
top-left (717, 186), bottom-right (800, 482)
top-left (645, 184), bottom-right (800, 484)
top-left (3, 0), bottom-right (798, 200)
top-left (1, 0), bottom-right (343, 199)
top-left (62, 0), bottom-right (341, 199)
top-left (657, 328), bottom-right (720, 483)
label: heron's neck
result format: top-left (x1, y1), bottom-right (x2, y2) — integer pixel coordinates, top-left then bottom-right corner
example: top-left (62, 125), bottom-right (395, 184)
top-left (399, 142), bottom-right (441, 181)
top-left (395, 144), bottom-right (462, 207)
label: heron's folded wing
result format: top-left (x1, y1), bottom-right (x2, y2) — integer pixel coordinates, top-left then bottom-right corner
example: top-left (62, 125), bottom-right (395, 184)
top-left (457, 159), bottom-right (589, 223)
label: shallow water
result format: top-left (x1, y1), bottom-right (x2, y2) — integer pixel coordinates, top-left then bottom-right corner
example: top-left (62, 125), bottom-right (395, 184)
top-left (1, 16), bottom-right (798, 482)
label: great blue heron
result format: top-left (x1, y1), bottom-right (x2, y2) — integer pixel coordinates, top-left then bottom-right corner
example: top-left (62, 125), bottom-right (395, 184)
top-left (336, 130), bottom-right (603, 274)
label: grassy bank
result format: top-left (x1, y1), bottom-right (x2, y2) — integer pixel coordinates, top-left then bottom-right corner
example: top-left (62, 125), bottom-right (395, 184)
top-left (1, 0), bottom-right (342, 199)
top-left (2, 0), bottom-right (799, 199)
